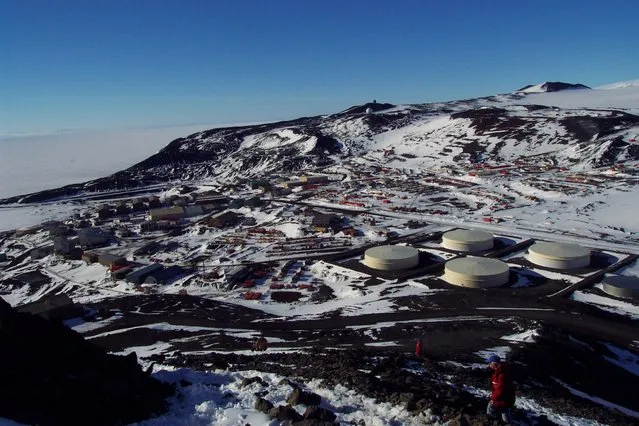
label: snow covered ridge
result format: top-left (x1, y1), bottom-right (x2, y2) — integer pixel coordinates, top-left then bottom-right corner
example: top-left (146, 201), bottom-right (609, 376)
top-left (597, 79), bottom-right (639, 90)
top-left (3, 81), bottom-right (639, 204)
top-left (516, 81), bottom-right (591, 94)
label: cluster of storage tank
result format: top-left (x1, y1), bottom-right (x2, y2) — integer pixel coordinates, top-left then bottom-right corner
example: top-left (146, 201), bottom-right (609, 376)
top-left (361, 229), bottom-right (621, 290)
top-left (442, 230), bottom-right (599, 288)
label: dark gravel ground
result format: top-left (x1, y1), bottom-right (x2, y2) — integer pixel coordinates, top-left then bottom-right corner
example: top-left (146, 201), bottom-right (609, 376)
top-left (154, 327), bottom-right (638, 426)
top-left (79, 291), bottom-right (639, 425)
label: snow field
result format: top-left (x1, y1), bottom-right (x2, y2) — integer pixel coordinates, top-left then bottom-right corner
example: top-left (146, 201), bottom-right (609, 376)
top-left (136, 366), bottom-right (444, 426)
top-left (570, 287), bottom-right (639, 320)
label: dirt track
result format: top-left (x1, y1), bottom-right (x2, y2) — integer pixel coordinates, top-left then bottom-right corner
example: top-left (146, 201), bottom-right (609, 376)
top-left (85, 292), bottom-right (639, 351)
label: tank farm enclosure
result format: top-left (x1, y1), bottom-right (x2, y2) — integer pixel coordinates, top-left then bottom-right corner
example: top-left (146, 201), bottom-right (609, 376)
top-left (326, 225), bottom-right (637, 309)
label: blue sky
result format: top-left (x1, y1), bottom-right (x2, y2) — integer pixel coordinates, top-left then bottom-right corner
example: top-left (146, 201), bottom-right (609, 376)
top-left (1, 0), bottom-right (638, 135)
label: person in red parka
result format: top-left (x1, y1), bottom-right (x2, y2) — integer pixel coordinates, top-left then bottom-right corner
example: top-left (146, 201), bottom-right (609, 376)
top-left (486, 354), bottom-right (515, 424)
top-left (415, 339), bottom-right (422, 357)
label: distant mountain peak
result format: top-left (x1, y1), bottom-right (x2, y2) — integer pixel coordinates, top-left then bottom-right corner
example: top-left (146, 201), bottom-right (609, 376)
top-left (516, 82), bottom-right (591, 94)
top-left (338, 101), bottom-right (395, 116)
top-left (596, 79), bottom-right (639, 90)
top-left (4, 85), bottom-right (639, 205)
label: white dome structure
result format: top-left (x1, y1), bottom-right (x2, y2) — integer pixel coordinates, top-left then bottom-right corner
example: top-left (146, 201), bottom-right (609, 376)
top-left (364, 245), bottom-right (419, 271)
top-left (602, 275), bottom-right (639, 299)
top-left (442, 229), bottom-right (494, 252)
top-left (365, 107), bottom-right (373, 114)
top-left (528, 242), bottom-right (590, 269)
top-left (444, 256), bottom-right (510, 288)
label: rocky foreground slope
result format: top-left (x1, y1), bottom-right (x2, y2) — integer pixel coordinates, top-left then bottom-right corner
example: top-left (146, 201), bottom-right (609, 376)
top-left (154, 322), bottom-right (638, 426)
top-left (0, 299), bottom-right (174, 426)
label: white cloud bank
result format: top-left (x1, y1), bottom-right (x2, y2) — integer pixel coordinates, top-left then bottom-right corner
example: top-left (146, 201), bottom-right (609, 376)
top-left (0, 125), bottom-right (219, 199)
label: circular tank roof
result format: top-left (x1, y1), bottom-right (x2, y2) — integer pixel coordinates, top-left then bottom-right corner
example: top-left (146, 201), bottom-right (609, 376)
top-left (443, 229), bottom-right (493, 243)
top-left (528, 242), bottom-right (590, 260)
top-left (602, 275), bottom-right (639, 289)
top-left (365, 245), bottom-right (419, 260)
top-left (446, 257), bottom-right (509, 277)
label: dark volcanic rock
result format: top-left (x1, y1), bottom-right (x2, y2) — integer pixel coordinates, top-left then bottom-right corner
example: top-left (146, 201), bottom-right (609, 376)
top-left (561, 112), bottom-right (639, 142)
top-left (447, 413), bottom-right (503, 426)
top-left (303, 405), bottom-right (337, 422)
top-left (272, 291), bottom-right (304, 303)
top-left (310, 285), bottom-right (335, 303)
top-left (287, 386), bottom-right (322, 406)
top-left (254, 397), bottom-right (274, 413)
top-left (168, 339), bottom-right (639, 426)
top-left (517, 82), bottom-right (591, 93)
top-left (240, 376), bottom-right (265, 388)
top-left (339, 101), bottom-right (395, 116)
top-left (522, 104), bottom-right (552, 111)
top-left (305, 132), bottom-right (343, 156)
top-left (269, 404), bottom-right (303, 422)
top-left (293, 421), bottom-right (338, 426)
top-left (0, 298), bottom-right (174, 426)
top-left (451, 107), bottom-right (508, 120)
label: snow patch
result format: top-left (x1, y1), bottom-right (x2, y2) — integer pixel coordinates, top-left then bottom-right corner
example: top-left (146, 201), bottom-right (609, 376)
top-left (501, 329), bottom-right (539, 343)
top-left (554, 378), bottom-right (639, 419)
top-left (570, 290), bottom-right (639, 320)
top-left (603, 344), bottom-right (639, 376)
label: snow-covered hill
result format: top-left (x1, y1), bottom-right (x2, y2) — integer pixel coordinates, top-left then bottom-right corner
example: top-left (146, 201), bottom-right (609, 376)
top-left (516, 81), bottom-right (591, 94)
top-left (597, 80), bottom-right (639, 90)
top-left (2, 82), bottom-right (639, 204)
top-left (2, 81), bottom-right (639, 426)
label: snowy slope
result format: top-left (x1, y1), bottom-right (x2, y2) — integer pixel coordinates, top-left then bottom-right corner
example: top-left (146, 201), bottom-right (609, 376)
top-left (597, 80), bottom-right (639, 90)
top-left (516, 82), bottom-right (590, 94)
top-left (3, 82), bottom-right (638, 204)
